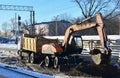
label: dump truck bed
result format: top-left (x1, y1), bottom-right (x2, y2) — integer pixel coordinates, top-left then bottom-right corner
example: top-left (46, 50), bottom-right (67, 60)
top-left (22, 35), bottom-right (58, 53)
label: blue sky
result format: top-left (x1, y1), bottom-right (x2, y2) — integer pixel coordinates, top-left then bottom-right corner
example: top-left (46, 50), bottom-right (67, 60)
top-left (0, 0), bottom-right (82, 25)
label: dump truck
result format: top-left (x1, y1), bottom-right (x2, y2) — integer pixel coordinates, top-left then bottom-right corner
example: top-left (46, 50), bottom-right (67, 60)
top-left (18, 34), bottom-right (58, 63)
top-left (18, 13), bottom-right (111, 68)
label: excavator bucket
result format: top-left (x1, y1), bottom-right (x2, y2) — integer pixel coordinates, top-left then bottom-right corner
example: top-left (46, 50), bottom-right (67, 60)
top-left (90, 49), bottom-right (111, 65)
top-left (90, 49), bottom-right (102, 65)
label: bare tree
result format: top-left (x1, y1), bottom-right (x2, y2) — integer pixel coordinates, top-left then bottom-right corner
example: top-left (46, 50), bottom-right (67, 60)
top-left (34, 24), bottom-right (49, 36)
top-left (52, 14), bottom-right (73, 22)
top-left (22, 20), bottom-right (31, 26)
top-left (51, 14), bottom-right (72, 36)
top-left (10, 18), bottom-right (17, 35)
top-left (10, 18), bottom-right (17, 30)
top-left (73, 0), bottom-right (120, 18)
top-left (2, 22), bottom-right (9, 37)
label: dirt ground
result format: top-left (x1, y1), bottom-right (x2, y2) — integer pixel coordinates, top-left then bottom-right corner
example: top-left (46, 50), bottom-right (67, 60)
top-left (1, 48), bottom-right (120, 78)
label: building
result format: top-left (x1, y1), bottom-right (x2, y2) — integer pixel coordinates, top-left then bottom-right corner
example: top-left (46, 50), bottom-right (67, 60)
top-left (34, 20), bottom-right (71, 36)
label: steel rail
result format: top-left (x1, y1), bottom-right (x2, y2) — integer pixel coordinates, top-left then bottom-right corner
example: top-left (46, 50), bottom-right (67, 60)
top-left (0, 63), bottom-right (53, 78)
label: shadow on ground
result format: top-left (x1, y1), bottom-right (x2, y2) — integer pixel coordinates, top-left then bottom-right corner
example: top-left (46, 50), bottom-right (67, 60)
top-left (65, 62), bottom-right (120, 78)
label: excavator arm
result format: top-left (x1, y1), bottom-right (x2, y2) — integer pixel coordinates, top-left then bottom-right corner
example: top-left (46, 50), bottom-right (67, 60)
top-left (96, 13), bottom-right (111, 54)
top-left (62, 13), bottom-right (111, 65)
top-left (62, 22), bottom-right (96, 47)
top-left (62, 13), bottom-right (111, 54)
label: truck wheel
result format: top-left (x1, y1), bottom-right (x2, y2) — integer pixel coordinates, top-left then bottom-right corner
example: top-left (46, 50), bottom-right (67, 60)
top-left (19, 50), bottom-right (23, 60)
top-left (45, 56), bottom-right (50, 67)
top-left (30, 53), bottom-right (34, 63)
top-left (26, 53), bottom-right (30, 63)
top-left (54, 57), bottom-right (59, 68)
top-left (26, 52), bottom-right (34, 63)
top-left (17, 50), bottom-right (20, 55)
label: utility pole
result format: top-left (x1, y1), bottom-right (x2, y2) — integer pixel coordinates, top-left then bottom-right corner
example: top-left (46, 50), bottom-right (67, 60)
top-left (55, 15), bottom-right (58, 36)
top-left (30, 11), bottom-right (35, 35)
top-left (119, 16), bottom-right (120, 35)
top-left (15, 13), bottom-right (17, 35)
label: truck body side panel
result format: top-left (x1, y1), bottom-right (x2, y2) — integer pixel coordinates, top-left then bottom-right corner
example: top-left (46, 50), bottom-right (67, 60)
top-left (22, 35), bottom-right (58, 53)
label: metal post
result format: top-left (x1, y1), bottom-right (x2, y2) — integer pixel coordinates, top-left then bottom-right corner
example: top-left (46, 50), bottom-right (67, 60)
top-left (32, 11), bottom-right (35, 35)
top-left (30, 11), bottom-right (35, 35)
top-left (55, 15), bottom-right (58, 36)
top-left (119, 17), bottom-right (120, 35)
top-left (15, 13), bottom-right (17, 35)
top-left (30, 11), bottom-right (33, 35)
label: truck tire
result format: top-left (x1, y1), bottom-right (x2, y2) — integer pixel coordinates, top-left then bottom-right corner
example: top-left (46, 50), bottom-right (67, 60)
top-left (54, 57), bottom-right (59, 68)
top-left (19, 50), bottom-right (24, 60)
top-left (27, 52), bottom-right (34, 63)
top-left (30, 53), bottom-right (34, 63)
top-left (45, 56), bottom-right (50, 67)
top-left (17, 50), bottom-right (20, 55)
top-left (26, 53), bottom-right (30, 63)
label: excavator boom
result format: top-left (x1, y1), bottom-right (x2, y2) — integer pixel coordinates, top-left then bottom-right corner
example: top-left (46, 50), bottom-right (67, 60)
top-left (62, 22), bottom-right (96, 47)
top-left (62, 13), bottom-right (111, 55)
top-left (62, 13), bottom-right (111, 65)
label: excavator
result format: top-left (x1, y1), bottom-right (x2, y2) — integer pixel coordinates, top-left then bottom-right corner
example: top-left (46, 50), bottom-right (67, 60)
top-left (42, 13), bottom-right (111, 68)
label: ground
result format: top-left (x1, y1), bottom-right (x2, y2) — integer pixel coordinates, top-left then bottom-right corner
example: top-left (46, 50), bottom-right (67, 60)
top-left (0, 44), bottom-right (120, 78)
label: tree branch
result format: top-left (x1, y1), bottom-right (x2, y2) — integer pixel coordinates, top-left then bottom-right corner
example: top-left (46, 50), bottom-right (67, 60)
top-left (91, 0), bottom-right (101, 16)
top-left (105, 0), bottom-right (120, 18)
top-left (75, 0), bottom-right (87, 17)
top-left (83, 1), bottom-right (88, 16)
top-left (88, 0), bottom-right (95, 16)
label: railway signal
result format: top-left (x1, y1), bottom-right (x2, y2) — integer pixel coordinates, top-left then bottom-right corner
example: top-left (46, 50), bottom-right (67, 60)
top-left (18, 15), bottom-right (21, 26)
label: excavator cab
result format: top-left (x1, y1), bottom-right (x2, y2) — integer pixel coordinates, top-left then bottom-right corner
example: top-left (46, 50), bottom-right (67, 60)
top-left (67, 35), bottom-right (83, 54)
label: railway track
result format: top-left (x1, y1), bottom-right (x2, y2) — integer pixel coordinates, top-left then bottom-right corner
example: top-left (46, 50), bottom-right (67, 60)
top-left (0, 63), bottom-right (53, 78)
